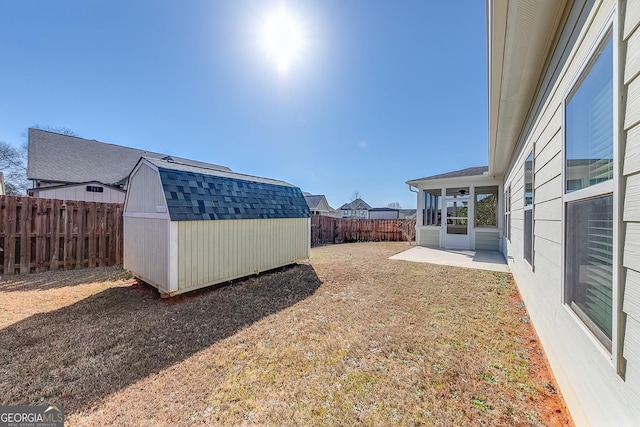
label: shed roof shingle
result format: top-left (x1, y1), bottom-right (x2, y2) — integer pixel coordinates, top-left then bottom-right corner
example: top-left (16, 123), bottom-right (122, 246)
top-left (144, 158), bottom-right (311, 221)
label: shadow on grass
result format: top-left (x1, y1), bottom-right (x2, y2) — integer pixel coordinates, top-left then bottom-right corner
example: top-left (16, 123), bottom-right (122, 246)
top-left (0, 264), bottom-right (321, 414)
top-left (0, 265), bottom-right (131, 292)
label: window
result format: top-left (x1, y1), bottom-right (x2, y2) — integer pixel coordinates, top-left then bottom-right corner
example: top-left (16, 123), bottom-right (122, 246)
top-left (564, 31), bottom-right (614, 352)
top-left (565, 196), bottom-right (613, 350)
top-left (475, 186), bottom-right (498, 227)
top-left (565, 35), bottom-right (614, 192)
top-left (422, 190), bottom-right (441, 226)
top-left (504, 186), bottom-right (511, 240)
top-left (524, 152), bottom-right (534, 265)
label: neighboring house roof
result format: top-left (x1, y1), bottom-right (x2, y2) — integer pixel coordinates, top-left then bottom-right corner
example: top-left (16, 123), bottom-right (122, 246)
top-left (407, 166), bottom-right (488, 184)
top-left (304, 195), bottom-right (325, 210)
top-left (368, 208), bottom-right (399, 212)
top-left (142, 157), bottom-right (311, 222)
top-left (27, 128), bottom-right (231, 186)
top-left (304, 194), bottom-right (335, 212)
top-left (339, 198), bottom-right (372, 211)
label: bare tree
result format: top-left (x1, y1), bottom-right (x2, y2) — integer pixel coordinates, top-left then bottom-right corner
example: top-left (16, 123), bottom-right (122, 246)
top-left (397, 219), bottom-right (416, 244)
top-left (387, 202), bottom-right (401, 209)
top-left (0, 142), bottom-right (25, 171)
top-left (26, 124), bottom-right (78, 137)
top-left (350, 190), bottom-right (361, 201)
top-left (1, 125), bottom-right (77, 196)
top-left (0, 141), bottom-right (28, 195)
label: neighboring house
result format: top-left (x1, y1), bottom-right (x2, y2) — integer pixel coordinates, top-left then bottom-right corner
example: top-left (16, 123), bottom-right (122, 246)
top-left (124, 157), bottom-right (311, 296)
top-left (29, 181), bottom-right (126, 203)
top-left (368, 208), bottom-right (399, 220)
top-left (338, 198), bottom-right (372, 219)
top-left (407, 1), bottom-right (640, 423)
top-left (27, 128), bottom-right (230, 201)
top-left (303, 193), bottom-right (337, 216)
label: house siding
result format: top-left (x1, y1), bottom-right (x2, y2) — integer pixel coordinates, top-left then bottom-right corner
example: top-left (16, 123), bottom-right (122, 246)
top-left (623, 3), bottom-right (640, 414)
top-left (502, 0), bottom-right (640, 424)
top-left (475, 231), bottom-right (499, 251)
top-left (417, 228), bottom-right (440, 247)
top-left (31, 184), bottom-right (125, 203)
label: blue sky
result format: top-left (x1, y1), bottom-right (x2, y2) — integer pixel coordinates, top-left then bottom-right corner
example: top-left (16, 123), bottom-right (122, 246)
top-left (0, 1), bottom-right (487, 209)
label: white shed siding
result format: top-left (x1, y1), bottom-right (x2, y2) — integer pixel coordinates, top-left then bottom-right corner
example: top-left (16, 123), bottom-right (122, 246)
top-left (32, 184), bottom-right (125, 203)
top-left (499, 0), bottom-right (640, 424)
top-left (123, 217), bottom-right (169, 291)
top-left (176, 218), bottom-right (310, 292)
top-left (124, 163), bottom-right (166, 213)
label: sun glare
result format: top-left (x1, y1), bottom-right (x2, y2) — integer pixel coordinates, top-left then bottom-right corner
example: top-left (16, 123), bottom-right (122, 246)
top-left (259, 4), bottom-right (306, 75)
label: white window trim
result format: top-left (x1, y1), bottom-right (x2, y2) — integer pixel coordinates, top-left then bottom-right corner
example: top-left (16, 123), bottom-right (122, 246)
top-left (504, 185), bottom-right (511, 242)
top-left (524, 151), bottom-right (534, 269)
top-left (560, 7), bottom-right (620, 371)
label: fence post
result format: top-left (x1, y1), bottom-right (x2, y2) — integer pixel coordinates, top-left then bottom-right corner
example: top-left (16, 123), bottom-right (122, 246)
top-left (5, 196), bottom-right (16, 275)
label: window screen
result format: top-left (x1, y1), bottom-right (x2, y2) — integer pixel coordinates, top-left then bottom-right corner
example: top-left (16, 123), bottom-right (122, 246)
top-left (565, 195), bottom-right (613, 351)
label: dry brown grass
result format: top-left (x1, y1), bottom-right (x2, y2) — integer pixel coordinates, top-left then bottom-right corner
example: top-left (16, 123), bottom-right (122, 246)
top-left (0, 242), bottom-right (572, 426)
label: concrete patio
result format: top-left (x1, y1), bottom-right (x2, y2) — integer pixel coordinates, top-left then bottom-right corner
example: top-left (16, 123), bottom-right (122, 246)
top-left (389, 246), bottom-right (509, 273)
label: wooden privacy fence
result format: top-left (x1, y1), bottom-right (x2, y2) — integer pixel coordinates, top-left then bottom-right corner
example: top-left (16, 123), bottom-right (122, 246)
top-left (311, 215), bottom-right (416, 247)
top-left (0, 195), bottom-right (124, 275)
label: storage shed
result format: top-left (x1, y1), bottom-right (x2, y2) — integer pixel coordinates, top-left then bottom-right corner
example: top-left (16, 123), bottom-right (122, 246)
top-left (123, 157), bottom-right (311, 296)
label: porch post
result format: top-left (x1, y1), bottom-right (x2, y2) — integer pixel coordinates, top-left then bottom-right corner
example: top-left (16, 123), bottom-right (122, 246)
top-left (469, 186), bottom-right (475, 250)
top-left (440, 186), bottom-right (446, 247)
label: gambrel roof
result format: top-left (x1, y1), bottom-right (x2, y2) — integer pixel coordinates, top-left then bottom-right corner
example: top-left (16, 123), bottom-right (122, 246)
top-left (141, 157), bottom-right (311, 222)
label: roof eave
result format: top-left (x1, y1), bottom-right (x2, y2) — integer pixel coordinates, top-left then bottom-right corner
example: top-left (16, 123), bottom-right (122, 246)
top-left (487, 0), bottom-right (568, 176)
top-left (406, 173), bottom-right (500, 189)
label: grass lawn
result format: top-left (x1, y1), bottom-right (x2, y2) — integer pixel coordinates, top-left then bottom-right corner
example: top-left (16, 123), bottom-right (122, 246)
top-left (0, 242), bottom-right (572, 426)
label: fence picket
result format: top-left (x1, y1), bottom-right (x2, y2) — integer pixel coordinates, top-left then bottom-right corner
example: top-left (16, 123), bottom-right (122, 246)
top-left (310, 215), bottom-right (415, 247)
top-left (0, 195), bottom-right (123, 275)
